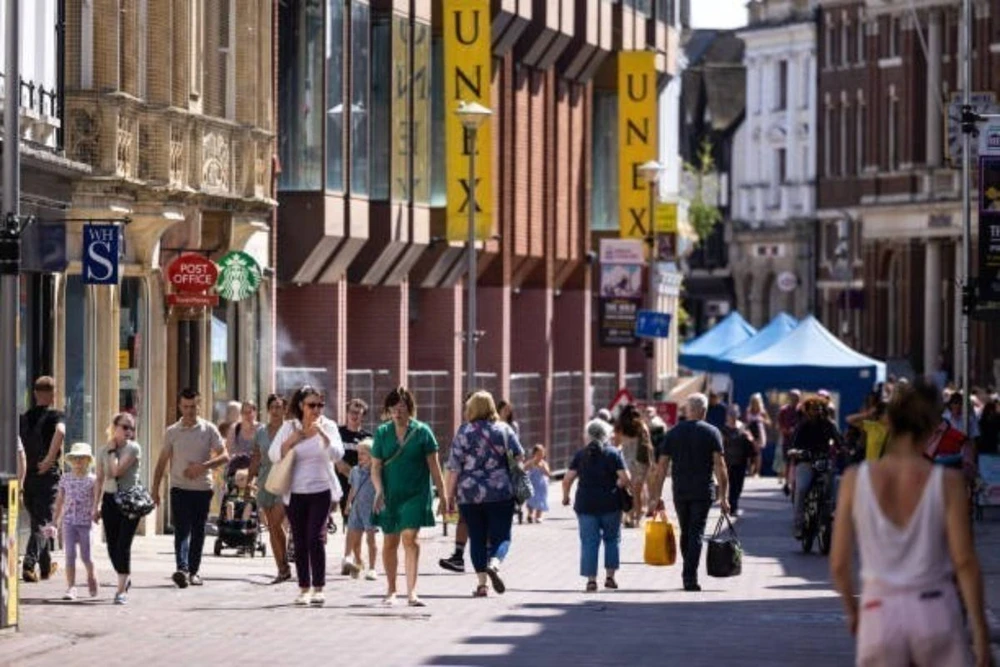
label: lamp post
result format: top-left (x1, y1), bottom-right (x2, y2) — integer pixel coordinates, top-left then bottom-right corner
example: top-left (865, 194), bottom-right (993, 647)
top-left (637, 159), bottom-right (663, 400)
top-left (455, 101), bottom-right (492, 398)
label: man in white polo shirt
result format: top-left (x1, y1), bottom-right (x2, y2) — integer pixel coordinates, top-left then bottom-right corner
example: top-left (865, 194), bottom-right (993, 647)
top-left (152, 387), bottom-right (228, 588)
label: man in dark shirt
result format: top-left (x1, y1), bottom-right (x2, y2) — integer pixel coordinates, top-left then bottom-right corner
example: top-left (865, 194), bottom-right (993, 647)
top-left (18, 376), bottom-right (66, 582)
top-left (652, 393), bottom-right (729, 591)
top-left (337, 398), bottom-right (373, 573)
top-left (721, 408), bottom-right (755, 516)
top-left (705, 392), bottom-right (728, 431)
top-left (789, 398), bottom-right (843, 538)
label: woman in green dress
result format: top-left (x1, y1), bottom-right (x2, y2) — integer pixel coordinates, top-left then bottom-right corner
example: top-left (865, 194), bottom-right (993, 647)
top-left (371, 386), bottom-right (446, 607)
top-left (249, 393), bottom-right (291, 583)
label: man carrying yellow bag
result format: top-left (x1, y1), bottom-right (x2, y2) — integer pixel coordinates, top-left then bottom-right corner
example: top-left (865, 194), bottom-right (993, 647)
top-left (644, 510), bottom-right (677, 566)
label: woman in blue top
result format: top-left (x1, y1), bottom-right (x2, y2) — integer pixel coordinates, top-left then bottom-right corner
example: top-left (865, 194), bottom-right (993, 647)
top-left (445, 390), bottom-right (525, 598)
top-left (562, 419), bottom-right (631, 592)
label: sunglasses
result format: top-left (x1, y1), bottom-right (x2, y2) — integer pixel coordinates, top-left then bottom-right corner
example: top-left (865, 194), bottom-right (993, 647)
top-left (116, 423), bottom-right (136, 432)
top-left (305, 402), bottom-right (325, 409)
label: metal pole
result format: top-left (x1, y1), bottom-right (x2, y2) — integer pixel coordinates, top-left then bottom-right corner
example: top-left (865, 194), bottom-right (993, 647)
top-left (647, 180), bottom-right (657, 400)
top-left (1, 0), bottom-right (22, 479)
top-left (961, 0), bottom-right (972, 435)
top-left (466, 126), bottom-right (477, 398)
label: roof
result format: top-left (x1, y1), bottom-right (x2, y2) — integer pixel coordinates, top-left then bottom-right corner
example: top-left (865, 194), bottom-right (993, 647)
top-left (732, 315), bottom-right (885, 372)
top-left (679, 311), bottom-right (757, 372)
top-left (716, 312), bottom-right (798, 371)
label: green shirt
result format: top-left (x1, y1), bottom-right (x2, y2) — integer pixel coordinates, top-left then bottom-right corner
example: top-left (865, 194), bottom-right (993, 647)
top-left (371, 419), bottom-right (439, 534)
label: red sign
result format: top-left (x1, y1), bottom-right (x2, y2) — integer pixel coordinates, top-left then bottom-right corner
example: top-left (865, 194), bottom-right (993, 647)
top-left (165, 253), bottom-right (218, 294)
top-left (167, 293), bottom-right (220, 307)
top-left (608, 388), bottom-right (635, 413)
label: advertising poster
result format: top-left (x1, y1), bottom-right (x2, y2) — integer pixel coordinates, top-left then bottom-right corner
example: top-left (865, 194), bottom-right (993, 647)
top-left (599, 297), bottom-right (641, 347)
top-left (979, 157), bottom-right (1000, 303)
top-left (600, 264), bottom-right (642, 298)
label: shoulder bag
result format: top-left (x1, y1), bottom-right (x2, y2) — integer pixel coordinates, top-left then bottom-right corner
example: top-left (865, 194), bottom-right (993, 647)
top-left (706, 514), bottom-right (743, 578)
top-left (498, 426), bottom-right (533, 504)
top-left (265, 432), bottom-right (298, 495)
top-left (111, 451), bottom-right (154, 520)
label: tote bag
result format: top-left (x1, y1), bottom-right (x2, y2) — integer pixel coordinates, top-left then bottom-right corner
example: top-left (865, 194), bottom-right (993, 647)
top-left (643, 510), bottom-right (677, 567)
top-left (265, 449), bottom-right (296, 496)
top-left (706, 514), bottom-right (743, 578)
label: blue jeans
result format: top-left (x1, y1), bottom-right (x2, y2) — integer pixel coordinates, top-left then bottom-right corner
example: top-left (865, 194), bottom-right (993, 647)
top-left (577, 511), bottom-right (621, 578)
top-left (460, 499), bottom-right (514, 573)
top-left (170, 488), bottom-right (213, 574)
top-left (793, 462), bottom-right (834, 531)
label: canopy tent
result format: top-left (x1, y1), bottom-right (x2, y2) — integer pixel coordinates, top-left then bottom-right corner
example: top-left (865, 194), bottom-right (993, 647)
top-left (729, 315), bottom-right (886, 423)
top-left (679, 312), bottom-right (757, 372)
top-left (714, 312), bottom-right (798, 375)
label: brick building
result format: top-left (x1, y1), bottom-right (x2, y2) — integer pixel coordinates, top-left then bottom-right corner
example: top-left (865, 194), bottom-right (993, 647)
top-left (276, 0), bottom-right (683, 468)
top-left (817, 0), bottom-right (999, 385)
top-left (59, 0), bottom-right (277, 529)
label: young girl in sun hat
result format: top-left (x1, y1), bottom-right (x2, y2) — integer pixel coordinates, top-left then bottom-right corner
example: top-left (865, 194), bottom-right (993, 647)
top-left (53, 442), bottom-right (98, 600)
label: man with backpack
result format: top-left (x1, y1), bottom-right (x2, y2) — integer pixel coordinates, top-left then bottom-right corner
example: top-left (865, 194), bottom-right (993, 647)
top-left (19, 376), bottom-right (66, 582)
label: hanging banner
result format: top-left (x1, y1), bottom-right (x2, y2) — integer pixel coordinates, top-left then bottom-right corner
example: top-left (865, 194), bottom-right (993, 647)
top-left (444, 0), bottom-right (492, 241)
top-left (82, 224), bottom-right (121, 285)
top-left (618, 51), bottom-right (658, 239)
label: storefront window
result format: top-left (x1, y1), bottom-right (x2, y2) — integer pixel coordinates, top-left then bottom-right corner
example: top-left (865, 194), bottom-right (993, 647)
top-left (211, 302), bottom-right (235, 419)
top-left (63, 275), bottom-right (90, 445)
top-left (592, 90), bottom-right (619, 231)
top-left (350, 1), bottom-right (371, 196)
top-left (279, 0), bottom-right (324, 190)
top-left (430, 36), bottom-right (445, 206)
top-left (370, 13), bottom-right (391, 200)
top-left (118, 278), bottom-right (147, 446)
top-left (412, 21), bottom-right (431, 205)
top-left (325, 0), bottom-right (345, 191)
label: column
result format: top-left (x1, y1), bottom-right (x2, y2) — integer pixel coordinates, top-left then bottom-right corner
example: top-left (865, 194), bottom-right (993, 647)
top-left (926, 9), bottom-right (943, 168)
top-left (954, 241), bottom-right (963, 382)
top-left (924, 240), bottom-right (942, 374)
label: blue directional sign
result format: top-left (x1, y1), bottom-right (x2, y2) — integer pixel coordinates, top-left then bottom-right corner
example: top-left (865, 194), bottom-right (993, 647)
top-left (82, 223), bottom-right (121, 285)
top-left (635, 310), bottom-right (672, 338)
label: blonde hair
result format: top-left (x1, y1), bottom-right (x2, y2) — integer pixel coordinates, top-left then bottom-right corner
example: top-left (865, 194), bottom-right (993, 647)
top-left (748, 393), bottom-right (765, 414)
top-left (106, 412), bottom-right (136, 443)
top-left (357, 438), bottom-right (373, 455)
top-left (465, 390), bottom-right (499, 423)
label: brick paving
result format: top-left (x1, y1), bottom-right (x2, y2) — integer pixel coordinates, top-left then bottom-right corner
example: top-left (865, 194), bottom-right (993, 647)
top-left (0, 477), bottom-right (997, 667)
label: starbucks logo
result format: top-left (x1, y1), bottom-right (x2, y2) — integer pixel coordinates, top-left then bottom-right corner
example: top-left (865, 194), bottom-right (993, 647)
top-left (215, 251), bottom-right (263, 302)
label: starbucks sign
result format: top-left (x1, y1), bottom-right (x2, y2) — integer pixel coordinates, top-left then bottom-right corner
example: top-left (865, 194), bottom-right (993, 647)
top-left (215, 251), bottom-right (263, 301)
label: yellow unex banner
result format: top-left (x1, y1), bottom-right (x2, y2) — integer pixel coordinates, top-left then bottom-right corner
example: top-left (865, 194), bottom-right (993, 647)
top-left (618, 51), bottom-right (658, 239)
top-left (444, 0), bottom-right (493, 241)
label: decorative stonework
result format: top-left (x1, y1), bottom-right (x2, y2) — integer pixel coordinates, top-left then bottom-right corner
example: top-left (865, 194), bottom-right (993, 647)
top-left (117, 113), bottom-right (136, 178)
top-left (170, 125), bottom-right (187, 187)
top-left (70, 109), bottom-right (99, 167)
top-left (202, 130), bottom-right (230, 193)
top-left (254, 141), bottom-right (268, 198)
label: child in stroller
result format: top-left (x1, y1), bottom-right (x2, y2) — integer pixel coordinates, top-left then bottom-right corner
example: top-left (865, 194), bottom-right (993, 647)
top-left (214, 465), bottom-right (267, 558)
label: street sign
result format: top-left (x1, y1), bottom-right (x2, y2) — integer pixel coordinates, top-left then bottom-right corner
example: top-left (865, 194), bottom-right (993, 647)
top-left (599, 238), bottom-right (645, 265)
top-left (635, 310), bottom-right (671, 338)
top-left (655, 203), bottom-right (678, 233)
top-left (166, 253), bottom-right (218, 294)
top-left (215, 250), bottom-right (263, 301)
top-left (608, 388), bottom-right (636, 414)
top-left (947, 92), bottom-right (1000, 165)
top-left (777, 271), bottom-right (798, 292)
top-left (82, 223), bottom-right (120, 285)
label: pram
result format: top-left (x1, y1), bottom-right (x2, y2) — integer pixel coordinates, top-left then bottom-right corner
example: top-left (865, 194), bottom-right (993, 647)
top-left (213, 461), bottom-right (267, 558)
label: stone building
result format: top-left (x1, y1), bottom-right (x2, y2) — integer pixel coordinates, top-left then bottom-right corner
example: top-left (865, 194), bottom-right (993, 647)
top-left (731, 0), bottom-right (818, 328)
top-left (60, 0), bottom-right (277, 529)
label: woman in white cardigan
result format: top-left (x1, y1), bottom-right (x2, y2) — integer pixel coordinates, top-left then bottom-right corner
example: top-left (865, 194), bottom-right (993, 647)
top-left (270, 386), bottom-right (344, 605)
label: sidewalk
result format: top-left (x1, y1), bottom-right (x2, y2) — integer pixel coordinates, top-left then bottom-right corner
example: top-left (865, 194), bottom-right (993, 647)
top-left (0, 477), bottom-right (995, 667)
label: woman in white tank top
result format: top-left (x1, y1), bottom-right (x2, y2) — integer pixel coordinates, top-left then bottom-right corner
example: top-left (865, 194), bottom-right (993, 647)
top-left (830, 382), bottom-right (989, 667)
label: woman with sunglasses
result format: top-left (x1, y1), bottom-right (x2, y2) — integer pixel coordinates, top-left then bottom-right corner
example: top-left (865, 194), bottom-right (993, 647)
top-left (93, 412), bottom-right (142, 603)
top-left (269, 386), bottom-right (344, 606)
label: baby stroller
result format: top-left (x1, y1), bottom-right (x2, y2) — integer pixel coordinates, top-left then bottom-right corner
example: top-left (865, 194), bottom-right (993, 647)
top-left (213, 460), bottom-right (267, 558)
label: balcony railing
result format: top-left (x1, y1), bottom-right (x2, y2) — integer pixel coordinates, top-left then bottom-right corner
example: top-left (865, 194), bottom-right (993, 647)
top-left (0, 72), bottom-right (62, 150)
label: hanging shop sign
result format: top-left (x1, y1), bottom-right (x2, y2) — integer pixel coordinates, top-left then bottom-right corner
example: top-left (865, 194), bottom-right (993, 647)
top-left (618, 51), bottom-right (658, 239)
top-left (599, 238), bottom-right (641, 346)
top-left (165, 253), bottom-right (219, 307)
top-left (444, 0), bottom-right (492, 241)
top-left (82, 224), bottom-right (121, 285)
top-left (979, 157), bottom-right (1000, 303)
top-left (215, 251), bottom-right (263, 302)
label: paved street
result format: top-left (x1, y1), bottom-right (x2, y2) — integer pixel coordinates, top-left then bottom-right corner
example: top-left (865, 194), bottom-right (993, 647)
top-left (1, 477), bottom-right (997, 667)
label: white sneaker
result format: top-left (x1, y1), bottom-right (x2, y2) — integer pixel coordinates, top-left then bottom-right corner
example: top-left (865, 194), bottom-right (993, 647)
top-left (340, 559), bottom-right (351, 576)
top-left (365, 569), bottom-right (377, 581)
top-left (344, 556), bottom-right (361, 579)
top-left (294, 590), bottom-right (311, 605)
top-left (310, 591), bottom-right (325, 605)
top-left (62, 587), bottom-right (77, 601)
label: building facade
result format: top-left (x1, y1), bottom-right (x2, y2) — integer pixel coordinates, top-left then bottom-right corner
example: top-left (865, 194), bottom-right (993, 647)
top-left (732, 0), bottom-right (817, 328)
top-left (276, 0), bottom-right (683, 469)
top-left (59, 0), bottom-right (277, 530)
top-left (817, 0), bottom-right (999, 385)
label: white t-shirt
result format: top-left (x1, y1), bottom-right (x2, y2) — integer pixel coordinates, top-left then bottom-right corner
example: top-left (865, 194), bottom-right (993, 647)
top-left (269, 417), bottom-right (345, 501)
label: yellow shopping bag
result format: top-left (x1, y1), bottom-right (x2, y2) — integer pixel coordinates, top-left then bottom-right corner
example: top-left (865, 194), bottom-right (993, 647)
top-left (643, 511), bottom-right (677, 566)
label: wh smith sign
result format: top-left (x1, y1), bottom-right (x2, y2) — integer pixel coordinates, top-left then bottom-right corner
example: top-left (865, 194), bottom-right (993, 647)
top-left (82, 224), bottom-right (120, 285)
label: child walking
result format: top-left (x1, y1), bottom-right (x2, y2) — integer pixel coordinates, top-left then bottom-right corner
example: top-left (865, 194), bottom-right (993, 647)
top-left (343, 440), bottom-right (379, 581)
top-left (54, 443), bottom-right (98, 600)
top-left (525, 444), bottom-right (551, 523)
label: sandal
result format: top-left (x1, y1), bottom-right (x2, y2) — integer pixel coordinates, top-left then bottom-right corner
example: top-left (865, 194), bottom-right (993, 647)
top-left (605, 577), bottom-right (618, 590)
top-left (585, 580), bottom-right (598, 593)
top-left (407, 596), bottom-right (426, 607)
top-left (472, 585), bottom-right (488, 598)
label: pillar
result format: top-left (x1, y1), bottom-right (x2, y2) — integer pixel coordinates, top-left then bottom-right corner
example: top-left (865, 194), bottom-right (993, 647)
top-left (926, 9), bottom-right (943, 168)
top-left (924, 239), bottom-right (942, 375)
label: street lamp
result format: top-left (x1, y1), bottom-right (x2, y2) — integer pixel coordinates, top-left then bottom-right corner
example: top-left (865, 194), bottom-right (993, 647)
top-left (637, 160), bottom-right (663, 400)
top-left (455, 101), bottom-right (492, 397)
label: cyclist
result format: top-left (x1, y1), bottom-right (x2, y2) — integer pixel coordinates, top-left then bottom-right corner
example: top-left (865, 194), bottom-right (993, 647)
top-left (788, 397), bottom-right (843, 539)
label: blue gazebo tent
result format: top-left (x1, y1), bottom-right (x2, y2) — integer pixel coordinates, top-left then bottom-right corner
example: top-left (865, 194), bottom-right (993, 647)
top-left (729, 315), bottom-right (886, 424)
top-left (714, 312), bottom-right (798, 375)
top-left (679, 312), bottom-right (757, 372)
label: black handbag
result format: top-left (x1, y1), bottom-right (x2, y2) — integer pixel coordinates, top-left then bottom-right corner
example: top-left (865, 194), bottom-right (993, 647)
top-left (706, 514), bottom-right (742, 578)
top-left (617, 485), bottom-right (634, 513)
top-left (115, 484), bottom-right (155, 520)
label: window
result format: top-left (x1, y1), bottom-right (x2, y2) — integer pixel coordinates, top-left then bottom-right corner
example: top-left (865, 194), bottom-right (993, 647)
top-left (430, 36), bottom-right (445, 206)
top-left (190, 0), bottom-right (203, 100)
top-left (350, 1), bottom-right (371, 196)
top-left (118, 278), bottom-right (148, 448)
top-left (824, 97), bottom-right (832, 177)
top-left (856, 93), bottom-right (866, 173)
top-left (81, 0), bottom-right (93, 88)
top-left (137, 0), bottom-right (147, 98)
top-left (841, 13), bottom-right (850, 66)
top-left (857, 9), bottom-right (866, 63)
top-left (840, 97), bottom-right (849, 176)
top-left (325, 0), bottom-right (345, 191)
top-left (777, 60), bottom-right (788, 110)
top-left (888, 88), bottom-right (898, 169)
top-left (63, 275), bottom-right (91, 446)
top-left (592, 90), bottom-right (619, 231)
top-left (889, 16), bottom-right (901, 57)
top-left (205, 0), bottom-right (235, 118)
top-left (777, 148), bottom-right (786, 184)
top-left (825, 24), bottom-right (834, 68)
top-left (278, 0), bottom-right (323, 190)
top-left (412, 21), bottom-right (431, 205)
top-left (370, 13), bottom-right (391, 200)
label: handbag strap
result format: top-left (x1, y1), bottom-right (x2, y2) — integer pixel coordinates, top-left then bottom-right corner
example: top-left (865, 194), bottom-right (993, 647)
top-left (713, 513), bottom-right (738, 539)
top-left (382, 424), bottom-right (418, 468)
